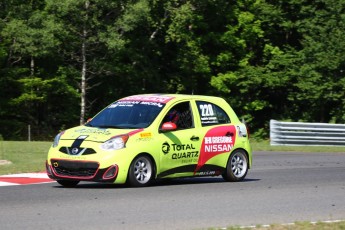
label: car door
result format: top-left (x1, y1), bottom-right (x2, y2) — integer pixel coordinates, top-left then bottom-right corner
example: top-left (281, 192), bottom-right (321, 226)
top-left (156, 101), bottom-right (203, 179)
top-left (194, 100), bottom-right (237, 174)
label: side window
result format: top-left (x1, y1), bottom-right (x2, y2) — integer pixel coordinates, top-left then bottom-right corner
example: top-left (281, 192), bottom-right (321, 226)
top-left (161, 102), bottom-right (194, 130)
top-left (196, 101), bottom-right (230, 126)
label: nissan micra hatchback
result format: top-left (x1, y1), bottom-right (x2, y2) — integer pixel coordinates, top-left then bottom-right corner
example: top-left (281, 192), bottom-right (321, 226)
top-left (46, 94), bottom-right (252, 187)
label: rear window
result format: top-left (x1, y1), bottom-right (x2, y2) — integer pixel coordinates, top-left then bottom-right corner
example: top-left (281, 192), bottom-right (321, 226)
top-left (196, 101), bottom-right (230, 126)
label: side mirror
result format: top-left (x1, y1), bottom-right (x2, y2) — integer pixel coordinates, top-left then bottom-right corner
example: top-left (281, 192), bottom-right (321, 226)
top-left (160, 122), bottom-right (177, 132)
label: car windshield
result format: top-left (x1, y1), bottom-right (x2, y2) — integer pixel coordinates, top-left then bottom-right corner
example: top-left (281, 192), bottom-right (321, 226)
top-left (86, 100), bottom-right (165, 129)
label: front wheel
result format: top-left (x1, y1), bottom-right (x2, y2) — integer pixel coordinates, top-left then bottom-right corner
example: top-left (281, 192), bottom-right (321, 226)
top-left (127, 155), bottom-right (154, 187)
top-left (222, 150), bottom-right (248, 182)
top-left (56, 180), bottom-right (80, 188)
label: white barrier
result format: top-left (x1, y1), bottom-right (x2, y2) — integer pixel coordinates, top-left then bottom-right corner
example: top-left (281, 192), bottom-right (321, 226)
top-left (270, 120), bottom-right (345, 146)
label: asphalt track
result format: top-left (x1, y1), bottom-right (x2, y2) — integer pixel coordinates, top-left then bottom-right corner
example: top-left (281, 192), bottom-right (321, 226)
top-left (0, 151), bottom-right (344, 230)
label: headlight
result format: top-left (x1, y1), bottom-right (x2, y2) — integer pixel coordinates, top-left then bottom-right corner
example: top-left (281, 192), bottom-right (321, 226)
top-left (52, 131), bottom-right (64, 148)
top-left (100, 134), bottom-right (129, 151)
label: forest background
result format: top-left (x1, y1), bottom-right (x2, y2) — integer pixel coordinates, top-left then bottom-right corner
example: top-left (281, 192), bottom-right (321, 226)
top-left (0, 0), bottom-right (344, 141)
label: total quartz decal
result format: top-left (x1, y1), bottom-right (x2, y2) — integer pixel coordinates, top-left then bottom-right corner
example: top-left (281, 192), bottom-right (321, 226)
top-left (194, 125), bottom-right (236, 173)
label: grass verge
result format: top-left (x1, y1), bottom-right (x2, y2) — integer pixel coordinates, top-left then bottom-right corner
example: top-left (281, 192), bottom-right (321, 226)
top-left (250, 139), bottom-right (345, 152)
top-left (219, 220), bottom-right (345, 229)
top-left (0, 141), bottom-right (51, 175)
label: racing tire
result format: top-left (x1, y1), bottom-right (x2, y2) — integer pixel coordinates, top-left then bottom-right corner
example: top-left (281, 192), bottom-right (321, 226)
top-left (222, 149), bottom-right (248, 182)
top-left (128, 155), bottom-right (154, 187)
top-left (56, 180), bottom-right (80, 188)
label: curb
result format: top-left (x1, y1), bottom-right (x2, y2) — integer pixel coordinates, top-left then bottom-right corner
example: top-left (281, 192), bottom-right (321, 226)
top-left (0, 172), bottom-right (54, 186)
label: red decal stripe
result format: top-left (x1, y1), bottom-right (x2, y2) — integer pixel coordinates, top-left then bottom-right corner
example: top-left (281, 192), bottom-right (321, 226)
top-left (195, 125), bottom-right (236, 173)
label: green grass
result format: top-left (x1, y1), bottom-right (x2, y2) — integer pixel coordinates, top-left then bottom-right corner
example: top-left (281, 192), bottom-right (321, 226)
top-left (250, 139), bottom-right (345, 152)
top-left (214, 220), bottom-right (345, 230)
top-left (1, 140), bottom-right (345, 175)
top-left (0, 141), bottom-right (51, 175)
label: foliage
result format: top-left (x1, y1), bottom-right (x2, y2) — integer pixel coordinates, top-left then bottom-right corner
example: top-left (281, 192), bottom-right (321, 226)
top-left (0, 0), bottom-right (345, 140)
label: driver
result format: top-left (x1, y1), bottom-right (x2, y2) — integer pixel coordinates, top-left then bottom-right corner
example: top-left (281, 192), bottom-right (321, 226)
top-left (166, 109), bottom-right (180, 124)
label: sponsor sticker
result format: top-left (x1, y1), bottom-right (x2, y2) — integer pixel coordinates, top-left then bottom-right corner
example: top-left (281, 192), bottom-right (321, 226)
top-left (121, 95), bottom-right (174, 103)
top-left (161, 142), bottom-right (199, 162)
top-left (198, 103), bottom-right (218, 125)
top-left (75, 128), bottom-right (111, 135)
top-left (140, 132), bottom-right (152, 138)
top-left (195, 125), bottom-right (236, 173)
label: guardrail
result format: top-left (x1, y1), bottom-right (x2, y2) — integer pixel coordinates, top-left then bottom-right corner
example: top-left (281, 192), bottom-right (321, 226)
top-left (270, 120), bottom-right (345, 146)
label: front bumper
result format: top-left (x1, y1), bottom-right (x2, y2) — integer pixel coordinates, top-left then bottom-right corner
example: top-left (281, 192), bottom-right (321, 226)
top-left (46, 159), bottom-right (118, 183)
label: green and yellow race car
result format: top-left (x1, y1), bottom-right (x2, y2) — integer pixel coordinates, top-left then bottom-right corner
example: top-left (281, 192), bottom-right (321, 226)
top-left (46, 94), bottom-right (252, 187)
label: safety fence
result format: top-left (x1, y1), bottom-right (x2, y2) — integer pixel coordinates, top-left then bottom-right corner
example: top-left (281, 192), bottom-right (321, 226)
top-left (270, 120), bottom-right (345, 146)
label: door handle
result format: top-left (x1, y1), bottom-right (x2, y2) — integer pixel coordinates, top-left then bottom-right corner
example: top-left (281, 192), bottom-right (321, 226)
top-left (190, 136), bottom-right (199, 141)
top-left (225, 132), bottom-right (234, 137)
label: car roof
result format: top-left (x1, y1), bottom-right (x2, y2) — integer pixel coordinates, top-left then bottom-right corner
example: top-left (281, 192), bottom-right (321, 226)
top-left (120, 94), bottom-right (224, 102)
top-left (118, 94), bottom-right (239, 122)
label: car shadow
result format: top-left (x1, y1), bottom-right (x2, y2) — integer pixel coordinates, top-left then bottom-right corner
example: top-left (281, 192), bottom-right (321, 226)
top-left (52, 177), bottom-right (260, 189)
top-left (155, 177), bottom-right (260, 187)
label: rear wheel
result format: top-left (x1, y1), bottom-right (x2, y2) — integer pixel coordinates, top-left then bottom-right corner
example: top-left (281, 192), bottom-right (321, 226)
top-left (56, 180), bottom-right (80, 188)
top-left (128, 155), bottom-right (154, 187)
top-left (222, 149), bottom-right (248, 182)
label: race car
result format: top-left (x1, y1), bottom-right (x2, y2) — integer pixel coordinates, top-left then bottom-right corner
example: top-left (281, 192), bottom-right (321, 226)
top-left (46, 94), bottom-right (252, 187)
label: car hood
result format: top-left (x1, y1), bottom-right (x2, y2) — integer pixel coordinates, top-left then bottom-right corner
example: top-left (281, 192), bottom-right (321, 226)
top-left (60, 126), bottom-right (144, 142)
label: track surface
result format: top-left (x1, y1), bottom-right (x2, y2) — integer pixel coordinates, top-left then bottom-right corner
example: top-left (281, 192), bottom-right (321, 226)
top-left (0, 151), bottom-right (344, 230)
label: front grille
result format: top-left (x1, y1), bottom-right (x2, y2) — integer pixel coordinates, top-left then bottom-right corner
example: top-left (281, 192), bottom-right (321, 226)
top-left (59, 147), bottom-right (96, 155)
top-left (51, 159), bottom-right (99, 178)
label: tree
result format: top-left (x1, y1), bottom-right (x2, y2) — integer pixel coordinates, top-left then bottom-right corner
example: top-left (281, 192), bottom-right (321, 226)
top-left (291, 0), bottom-right (345, 123)
top-left (209, 0), bottom-right (277, 135)
top-left (44, 0), bottom-right (153, 124)
top-left (0, 0), bottom-right (74, 139)
top-left (1, 0), bottom-right (345, 140)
